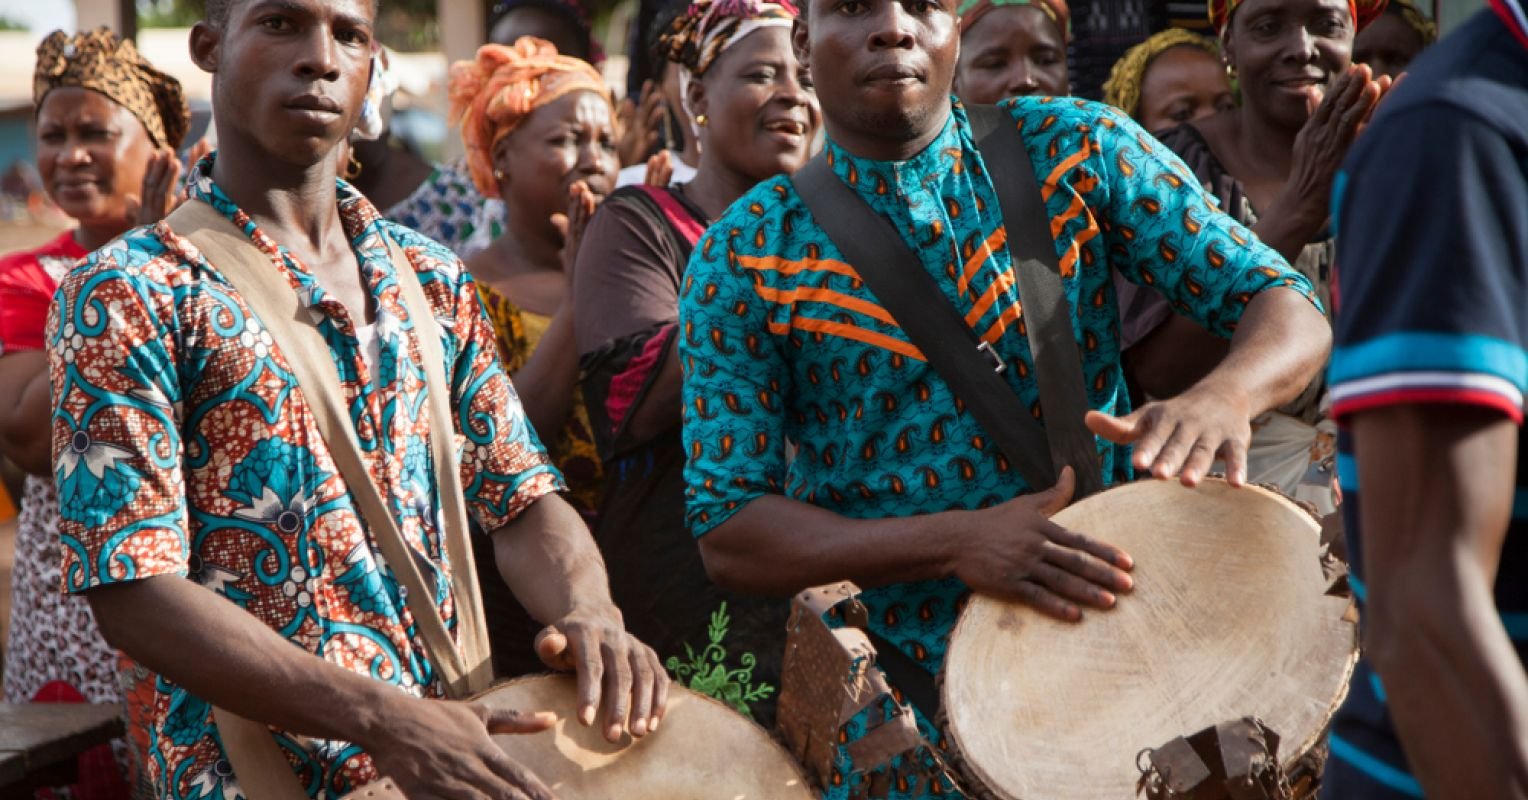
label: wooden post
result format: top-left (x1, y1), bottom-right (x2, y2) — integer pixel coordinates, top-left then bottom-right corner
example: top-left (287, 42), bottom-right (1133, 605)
top-left (74, 0), bottom-right (136, 39)
top-left (437, 0), bottom-right (486, 159)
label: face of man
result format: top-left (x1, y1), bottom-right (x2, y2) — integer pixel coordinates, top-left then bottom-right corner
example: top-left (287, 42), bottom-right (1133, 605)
top-left (193, 0), bottom-right (375, 171)
top-left (794, 0), bottom-right (961, 161)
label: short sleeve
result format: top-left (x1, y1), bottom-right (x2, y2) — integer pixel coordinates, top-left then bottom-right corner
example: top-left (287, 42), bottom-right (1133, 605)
top-left (678, 224), bottom-right (791, 538)
top-left (389, 224), bottom-right (565, 530)
top-left (1329, 108), bottom-right (1528, 424)
top-left (49, 247), bottom-right (190, 591)
top-left (1096, 111), bottom-right (1322, 336)
top-left (572, 190), bottom-right (686, 356)
top-left (0, 255), bottom-right (63, 353)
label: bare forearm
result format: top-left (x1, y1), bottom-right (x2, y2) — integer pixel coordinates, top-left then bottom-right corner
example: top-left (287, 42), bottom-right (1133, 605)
top-left (490, 493), bottom-right (617, 624)
top-left (1356, 408), bottom-right (1528, 797)
top-left (1372, 573), bottom-right (1528, 797)
top-left (698, 495), bottom-right (967, 596)
top-left (1199, 287), bottom-right (1329, 415)
top-left (87, 575), bottom-right (405, 748)
top-left (0, 353), bottom-right (54, 475)
top-left (513, 308), bottom-right (581, 446)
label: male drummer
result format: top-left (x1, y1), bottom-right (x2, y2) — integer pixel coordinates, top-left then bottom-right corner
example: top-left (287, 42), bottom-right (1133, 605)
top-left (1320, 2), bottom-right (1528, 796)
top-left (47, 0), bottom-right (666, 797)
top-left (676, 0), bottom-right (1330, 794)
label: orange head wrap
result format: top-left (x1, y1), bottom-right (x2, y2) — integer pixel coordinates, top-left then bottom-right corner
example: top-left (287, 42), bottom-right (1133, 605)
top-left (1209, 0), bottom-right (1388, 40)
top-left (448, 36), bottom-right (610, 198)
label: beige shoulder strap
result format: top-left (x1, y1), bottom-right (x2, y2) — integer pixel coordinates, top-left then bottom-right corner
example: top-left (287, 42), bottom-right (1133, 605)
top-left (165, 199), bottom-right (493, 797)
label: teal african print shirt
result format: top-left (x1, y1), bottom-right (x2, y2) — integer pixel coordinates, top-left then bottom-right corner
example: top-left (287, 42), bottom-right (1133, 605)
top-left (679, 96), bottom-right (1317, 681)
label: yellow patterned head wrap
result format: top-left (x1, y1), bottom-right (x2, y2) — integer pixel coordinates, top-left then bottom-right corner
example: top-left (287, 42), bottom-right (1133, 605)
top-left (33, 27), bottom-right (190, 150)
top-left (1103, 29), bottom-right (1222, 119)
top-left (448, 36), bottom-right (610, 198)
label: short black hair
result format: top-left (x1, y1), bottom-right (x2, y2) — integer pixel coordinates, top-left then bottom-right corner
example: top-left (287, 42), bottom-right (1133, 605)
top-left (205, 0), bottom-right (380, 29)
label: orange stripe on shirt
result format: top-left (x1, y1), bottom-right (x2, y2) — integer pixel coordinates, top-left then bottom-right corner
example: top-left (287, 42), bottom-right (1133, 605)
top-left (981, 300), bottom-right (1025, 343)
top-left (766, 317), bottom-right (925, 360)
top-left (957, 227), bottom-right (1007, 299)
top-left (1049, 191), bottom-right (1087, 240)
top-left (753, 284), bottom-right (898, 327)
top-left (964, 266), bottom-right (1017, 328)
top-left (1057, 217), bottom-right (1101, 279)
top-left (736, 253), bottom-right (860, 280)
top-left (1039, 142), bottom-right (1094, 202)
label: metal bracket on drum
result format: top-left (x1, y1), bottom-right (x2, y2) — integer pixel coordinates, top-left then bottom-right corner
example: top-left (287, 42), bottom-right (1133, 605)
top-left (1136, 717), bottom-right (1296, 800)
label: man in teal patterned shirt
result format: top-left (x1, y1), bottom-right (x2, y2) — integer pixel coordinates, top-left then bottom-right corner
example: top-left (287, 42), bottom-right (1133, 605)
top-left (677, 0), bottom-right (1332, 795)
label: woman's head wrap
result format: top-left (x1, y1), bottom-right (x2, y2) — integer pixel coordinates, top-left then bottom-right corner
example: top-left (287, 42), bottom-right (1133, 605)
top-left (660, 0), bottom-right (799, 79)
top-left (1102, 29), bottom-right (1222, 118)
top-left (33, 27), bottom-right (190, 150)
top-left (1386, 0), bottom-right (1438, 44)
top-left (660, 0), bottom-right (799, 137)
top-left (448, 37), bottom-right (610, 198)
top-left (958, 0), bottom-right (1071, 40)
top-left (1209, 0), bottom-right (1388, 40)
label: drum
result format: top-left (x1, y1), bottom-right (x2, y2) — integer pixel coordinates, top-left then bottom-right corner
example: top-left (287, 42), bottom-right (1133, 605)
top-left (477, 674), bottom-right (817, 798)
top-left (941, 479), bottom-right (1358, 800)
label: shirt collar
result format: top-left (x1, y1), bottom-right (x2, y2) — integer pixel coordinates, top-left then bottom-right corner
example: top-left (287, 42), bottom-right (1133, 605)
top-left (184, 153), bottom-right (399, 311)
top-left (824, 96), bottom-right (969, 201)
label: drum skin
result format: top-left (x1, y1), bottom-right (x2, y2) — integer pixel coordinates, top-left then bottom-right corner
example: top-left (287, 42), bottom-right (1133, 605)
top-left (941, 479), bottom-right (1358, 800)
top-left (477, 675), bottom-right (816, 799)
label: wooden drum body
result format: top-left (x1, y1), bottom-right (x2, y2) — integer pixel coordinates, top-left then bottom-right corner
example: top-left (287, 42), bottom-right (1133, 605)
top-left (942, 479), bottom-right (1358, 800)
top-left (477, 675), bottom-right (816, 799)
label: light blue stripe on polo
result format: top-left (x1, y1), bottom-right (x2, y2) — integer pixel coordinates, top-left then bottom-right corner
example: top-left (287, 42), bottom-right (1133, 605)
top-left (1331, 171), bottom-right (1348, 238)
top-left (1338, 452), bottom-right (1360, 493)
top-left (1350, 574), bottom-right (1368, 603)
top-left (1330, 333), bottom-right (1528, 389)
top-left (1329, 733), bottom-right (1425, 797)
top-left (1370, 671), bottom-right (1387, 703)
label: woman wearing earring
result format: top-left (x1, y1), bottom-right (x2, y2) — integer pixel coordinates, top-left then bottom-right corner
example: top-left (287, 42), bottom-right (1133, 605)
top-left (1, 28), bottom-right (189, 797)
top-left (1117, 0), bottom-right (1391, 516)
top-left (447, 36), bottom-right (618, 675)
top-left (571, 0), bottom-right (818, 726)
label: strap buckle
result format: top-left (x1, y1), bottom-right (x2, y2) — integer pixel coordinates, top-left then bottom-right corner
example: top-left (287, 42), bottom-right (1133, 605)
top-left (976, 341), bottom-right (1007, 374)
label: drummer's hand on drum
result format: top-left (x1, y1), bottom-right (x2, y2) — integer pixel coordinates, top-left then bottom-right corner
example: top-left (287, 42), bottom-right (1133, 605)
top-left (955, 467), bottom-right (1135, 622)
top-left (368, 695), bottom-right (562, 800)
top-left (535, 608), bottom-right (671, 743)
top-left (1084, 381), bottom-right (1254, 487)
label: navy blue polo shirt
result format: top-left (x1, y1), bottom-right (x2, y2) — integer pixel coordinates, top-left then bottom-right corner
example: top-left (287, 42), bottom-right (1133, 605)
top-left (1323, 9), bottom-right (1528, 798)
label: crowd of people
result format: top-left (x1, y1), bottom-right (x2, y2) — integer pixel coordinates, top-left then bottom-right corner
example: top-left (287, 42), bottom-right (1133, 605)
top-left (0, 0), bottom-right (1521, 797)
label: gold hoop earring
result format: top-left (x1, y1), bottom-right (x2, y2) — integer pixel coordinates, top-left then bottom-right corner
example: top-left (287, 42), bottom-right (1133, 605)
top-left (695, 114), bottom-right (709, 127)
top-left (345, 152), bottom-right (363, 180)
top-left (494, 168), bottom-right (506, 180)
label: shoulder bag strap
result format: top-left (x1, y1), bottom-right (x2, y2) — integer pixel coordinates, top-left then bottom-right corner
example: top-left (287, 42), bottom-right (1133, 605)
top-left (968, 103), bottom-right (1104, 499)
top-left (165, 199), bottom-right (491, 798)
top-left (792, 156), bottom-right (1059, 493)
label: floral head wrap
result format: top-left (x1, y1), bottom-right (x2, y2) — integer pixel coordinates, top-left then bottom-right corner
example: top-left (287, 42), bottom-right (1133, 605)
top-left (33, 27), bottom-right (190, 150)
top-left (448, 36), bottom-right (610, 198)
top-left (1209, 0), bottom-right (1388, 40)
top-left (660, 0), bottom-right (799, 136)
top-left (1102, 29), bottom-right (1222, 118)
top-left (958, 0), bottom-right (1071, 41)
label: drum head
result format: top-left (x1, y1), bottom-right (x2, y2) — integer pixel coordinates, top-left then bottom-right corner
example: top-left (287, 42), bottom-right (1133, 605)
top-left (479, 675), bottom-right (815, 799)
top-left (942, 480), bottom-right (1357, 800)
